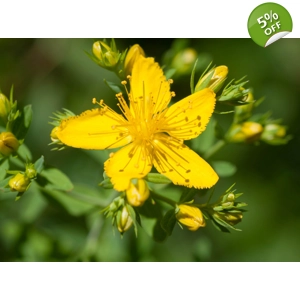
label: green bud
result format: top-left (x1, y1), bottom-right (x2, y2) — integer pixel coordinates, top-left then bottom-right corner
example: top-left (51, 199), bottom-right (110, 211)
top-left (0, 132), bottom-right (20, 156)
top-left (195, 65), bottom-right (228, 93)
top-left (261, 124), bottom-right (290, 145)
top-left (9, 173), bottom-right (30, 193)
top-left (234, 90), bottom-right (255, 122)
top-left (171, 48), bottom-right (198, 75)
top-left (213, 211), bottom-right (243, 227)
top-left (117, 206), bottom-right (133, 233)
top-left (92, 41), bottom-right (120, 69)
top-left (25, 163), bottom-right (37, 179)
top-left (0, 93), bottom-right (11, 124)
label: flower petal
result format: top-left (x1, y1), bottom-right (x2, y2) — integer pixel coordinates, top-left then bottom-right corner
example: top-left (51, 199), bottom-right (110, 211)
top-left (152, 133), bottom-right (218, 188)
top-left (160, 88), bottom-right (216, 140)
top-left (130, 56), bottom-right (171, 116)
top-left (104, 142), bottom-right (153, 191)
top-left (56, 108), bottom-right (132, 149)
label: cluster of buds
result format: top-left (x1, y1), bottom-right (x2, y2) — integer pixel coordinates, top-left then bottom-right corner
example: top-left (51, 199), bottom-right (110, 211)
top-left (92, 39), bottom-right (127, 72)
top-left (207, 184), bottom-right (247, 232)
top-left (8, 162), bottom-right (37, 194)
top-left (102, 196), bottom-right (134, 234)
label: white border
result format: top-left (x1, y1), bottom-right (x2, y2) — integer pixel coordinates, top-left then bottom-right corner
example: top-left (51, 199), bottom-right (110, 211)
top-left (1, 1), bottom-right (298, 37)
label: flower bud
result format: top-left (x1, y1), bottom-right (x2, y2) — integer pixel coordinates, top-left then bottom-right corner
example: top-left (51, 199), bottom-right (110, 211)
top-left (124, 44), bottom-right (145, 76)
top-left (234, 91), bottom-right (255, 122)
top-left (176, 204), bottom-right (206, 231)
top-left (0, 132), bottom-right (20, 156)
top-left (9, 173), bottom-right (30, 193)
top-left (92, 41), bottom-right (119, 69)
top-left (171, 48), bottom-right (198, 75)
top-left (195, 65), bottom-right (228, 93)
top-left (0, 93), bottom-right (11, 123)
top-left (117, 206), bottom-right (133, 233)
top-left (227, 122), bottom-right (263, 143)
top-left (261, 124), bottom-right (287, 144)
top-left (126, 179), bottom-right (150, 207)
top-left (25, 163), bottom-right (37, 179)
top-left (213, 211), bottom-right (243, 227)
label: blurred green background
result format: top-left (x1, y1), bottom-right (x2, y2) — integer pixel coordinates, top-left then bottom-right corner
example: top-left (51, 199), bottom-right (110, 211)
top-left (0, 38), bottom-right (299, 261)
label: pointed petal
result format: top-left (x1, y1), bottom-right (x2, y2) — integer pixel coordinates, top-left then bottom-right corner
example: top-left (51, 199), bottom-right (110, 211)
top-left (130, 56), bottom-right (171, 116)
top-left (56, 108), bottom-right (132, 149)
top-left (160, 88), bottom-right (216, 140)
top-left (152, 133), bottom-right (218, 189)
top-left (104, 142), bottom-right (153, 191)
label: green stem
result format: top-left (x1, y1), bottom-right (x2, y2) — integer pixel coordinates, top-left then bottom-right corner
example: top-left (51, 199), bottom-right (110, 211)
top-left (203, 139), bottom-right (226, 160)
top-left (150, 190), bottom-right (177, 207)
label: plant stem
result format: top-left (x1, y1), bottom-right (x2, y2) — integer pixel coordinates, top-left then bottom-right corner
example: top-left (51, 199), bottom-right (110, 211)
top-left (203, 139), bottom-right (226, 160)
top-left (150, 190), bottom-right (177, 207)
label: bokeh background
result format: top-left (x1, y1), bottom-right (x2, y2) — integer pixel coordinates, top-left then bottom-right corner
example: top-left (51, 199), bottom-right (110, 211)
top-left (0, 38), bottom-right (299, 262)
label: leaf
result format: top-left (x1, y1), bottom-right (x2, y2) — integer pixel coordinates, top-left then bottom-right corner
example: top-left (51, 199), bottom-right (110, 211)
top-left (160, 209), bottom-right (176, 236)
top-left (0, 158), bottom-right (9, 180)
top-left (39, 168), bottom-right (74, 191)
top-left (211, 161), bottom-right (237, 178)
top-left (41, 188), bottom-right (96, 216)
top-left (12, 105), bottom-right (33, 140)
top-left (144, 173), bottom-right (171, 184)
top-left (179, 187), bottom-right (197, 203)
top-left (153, 220), bottom-right (168, 242)
top-left (34, 156), bottom-right (44, 174)
top-left (103, 79), bottom-right (123, 94)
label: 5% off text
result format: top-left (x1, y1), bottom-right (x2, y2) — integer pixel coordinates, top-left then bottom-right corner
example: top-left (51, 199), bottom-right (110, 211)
top-left (257, 11), bottom-right (280, 35)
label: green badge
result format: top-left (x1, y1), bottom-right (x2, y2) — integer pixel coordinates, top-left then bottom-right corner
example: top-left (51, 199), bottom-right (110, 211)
top-left (248, 2), bottom-right (293, 47)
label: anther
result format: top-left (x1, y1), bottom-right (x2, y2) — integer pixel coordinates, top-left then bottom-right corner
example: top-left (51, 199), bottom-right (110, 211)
top-left (109, 152), bottom-right (114, 158)
top-left (92, 97), bottom-right (97, 104)
top-left (171, 91), bottom-right (176, 97)
top-left (168, 79), bottom-right (174, 84)
top-left (121, 80), bottom-right (127, 85)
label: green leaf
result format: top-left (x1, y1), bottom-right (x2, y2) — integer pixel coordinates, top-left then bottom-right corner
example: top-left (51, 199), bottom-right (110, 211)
top-left (17, 143), bottom-right (32, 162)
top-left (153, 220), bottom-right (168, 242)
top-left (160, 209), bottom-right (176, 236)
top-left (179, 187), bottom-right (196, 203)
top-left (190, 58), bottom-right (198, 94)
top-left (103, 79), bottom-right (123, 94)
top-left (0, 158), bottom-right (9, 180)
top-left (12, 105), bottom-right (33, 140)
top-left (41, 188), bottom-right (96, 216)
top-left (39, 168), bottom-right (74, 191)
top-left (34, 156), bottom-right (44, 174)
top-left (144, 173), bottom-right (171, 184)
top-left (211, 161), bottom-right (237, 178)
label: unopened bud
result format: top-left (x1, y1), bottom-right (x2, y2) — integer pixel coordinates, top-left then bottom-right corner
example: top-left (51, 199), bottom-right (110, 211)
top-left (126, 179), bottom-right (150, 207)
top-left (176, 204), bottom-right (206, 231)
top-left (0, 93), bottom-right (11, 123)
top-left (0, 132), bottom-right (20, 156)
top-left (9, 173), bottom-right (30, 193)
top-left (261, 124), bottom-right (287, 144)
top-left (117, 206), bottom-right (133, 233)
top-left (227, 122), bottom-right (263, 143)
top-left (92, 41), bottom-right (119, 68)
top-left (171, 48), bottom-right (198, 75)
top-left (214, 211), bottom-right (243, 226)
top-left (25, 163), bottom-right (37, 179)
top-left (124, 44), bottom-right (145, 76)
top-left (195, 65), bottom-right (228, 93)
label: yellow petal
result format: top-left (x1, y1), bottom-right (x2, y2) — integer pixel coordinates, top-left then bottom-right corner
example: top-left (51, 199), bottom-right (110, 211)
top-left (130, 56), bottom-right (171, 117)
top-left (56, 108), bottom-right (132, 149)
top-left (152, 133), bottom-right (218, 189)
top-left (104, 142), bottom-right (153, 191)
top-left (161, 88), bottom-right (216, 140)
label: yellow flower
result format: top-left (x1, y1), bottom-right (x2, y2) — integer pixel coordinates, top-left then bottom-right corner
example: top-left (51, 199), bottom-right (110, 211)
top-left (126, 179), bottom-right (149, 207)
top-left (176, 204), bottom-right (206, 231)
top-left (55, 55), bottom-right (218, 191)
